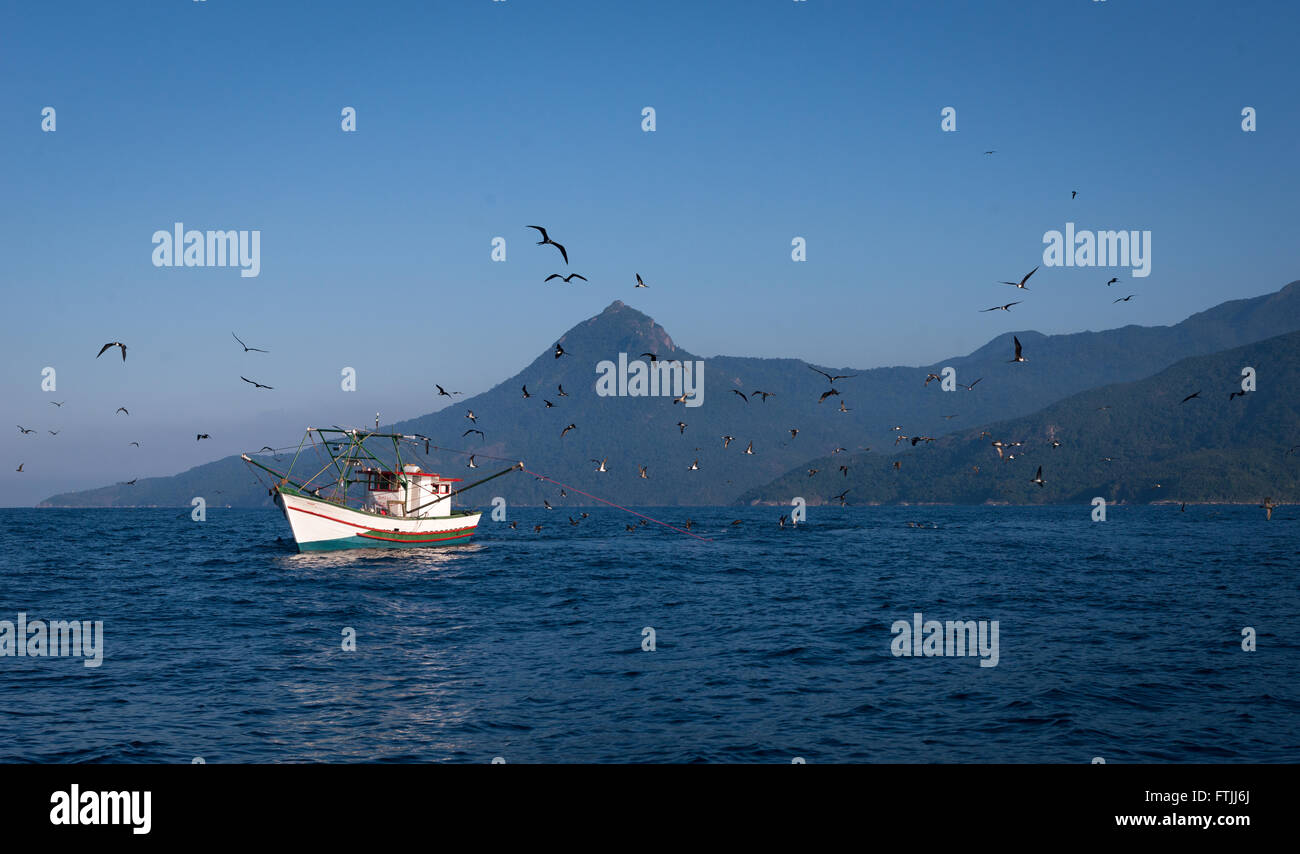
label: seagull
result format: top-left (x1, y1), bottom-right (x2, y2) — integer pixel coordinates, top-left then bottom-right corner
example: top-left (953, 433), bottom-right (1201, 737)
top-left (561, 424), bottom-right (576, 438)
top-left (1009, 336), bottom-right (1026, 363)
top-left (554, 343), bottom-right (567, 359)
top-left (17, 426), bottom-right (34, 434)
top-left (1180, 391), bottom-right (1201, 404)
top-left (818, 388), bottom-right (840, 404)
top-left (463, 429), bottom-right (485, 441)
top-left (961, 378), bottom-right (983, 391)
top-left (592, 457), bottom-right (608, 473)
top-left (1031, 466), bottom-right (1046, 487)
top-left (730, 389), bottom-right (748, 402)
top-left (722, 435), bottom-right (735, 448)
top-left (638, 465), bottom-right (648, 479)
top-left (1106, 277), bottom-right (1118, 286)
top-left (465, 411), bottom-right (477, 423)
top-left (50, 401), bottom-right (64, 407)
top-left (672, 392), bottom-right (689, 405)
top-left (676, 422), bottom-right (688, 434)
top-left (544, 273), bottom-right (587, 283)
top-left (1114, 294), bottom-right (1136, 303)
top-left (436, 384), bottom-right (462, 397)
top-left (634, 273), bottom-right (648, 288)
top-left (687, 459), bottom-right (699, 471)
top-left (240, 377), bottom-right (273, 390)
top-left (97, 341), bottom-right (127, 361)
top-left (810, 366), bottom-right (856, 384)
top-left (838, 401), bottom-right (851, 413)
top-left (232, 332), bottom-right (268, 353)
top-left (116, 407), bottom-right (129, 415)
top-left (1000, 266), bottom-right (1038, 290)
top-left (526, 226), bottom-right (568, 264)
top-left (981, 301), bottom-right (1021, 312)
top-left (744, 441), bottom-right (754, 455)
top-left (752, 390), bottom-right (775, 402)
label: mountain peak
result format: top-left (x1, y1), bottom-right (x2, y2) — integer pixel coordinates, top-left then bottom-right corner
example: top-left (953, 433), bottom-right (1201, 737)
top-left (560, 301), bottom-right (680, 356)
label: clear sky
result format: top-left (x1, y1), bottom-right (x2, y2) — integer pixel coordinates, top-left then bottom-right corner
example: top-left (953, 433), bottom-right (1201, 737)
top-left (2, 0), bottom-right (1297, 505)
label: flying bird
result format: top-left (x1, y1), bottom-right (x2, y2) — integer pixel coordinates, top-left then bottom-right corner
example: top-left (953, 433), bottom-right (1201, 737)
top-left (676, 422), bottom-right (688, 434)
top-left (687, 459), bottom-right (699, 471)
top-left (17, 426), bottom-right (34, 434)
top-left (554, 343), bottom-right (567, 359)
top-left (1106, 277), bottom-right (1118, 286)
top-left (48, 430), bottom-right (59, 436)
top-left (561, 424), bottom-right (577, 438)
top-left (730, 389), bottom-right (748, 402)
top-left (1008, 336), bottom-right (1026, 363)
top-left (521, 385), bottom-right (532, 398)
top-left (638, 465), bottom-right (648, 479)
top-left (818, 388), bottom-right (840, 404)
top-left (981, 301), bottom-right (1021, 312)
top-left (526, 225), bottom-right (568, 264)
top-left (435, 384), bottom-right (462, 397)
top-left (592, 457), bottom-right (608, 473)
top-left (722, 435), bottom-right (735, 448)
top-left (97, 341), bottom-right (127, 361)
top-left (1114, 294), bottom-right (1136, 303)
top-left (50, 401), bottom-right (64, 407)
top-left (999, 266), bottom-right (1038, 290)
top-left (544, 400), bottom-right (555, 408)
top-left (232, 332), bottom-right (268, 353)
top-left (1262, 497), bottom-right (1277, 521)
top-left (467, 455), bottom-right (479, 469)
top-left (810, 367), bottom-right (857, 384)
top-left (744, 441), bottom-right (754, 455)
top-left (463, 429), bottom-right (485, 441)
top-left (465, 411), bottom-right (477, 423)
top-left (838, 401), bottom-right (850, 413)
top-left (752, 390), bottom-right (775, 402)
top-left (961, 378), bottom-right (983, 391)
top-left (557, 385), bottom-right (569, 397)
top-left (789, 428), bottom-right (799, 439)
top-left (240, 377), bottom-right (273, 390)
top-left (1071, 190), bottom-right (1078, 199)
top-left (1180, 391), bottom-right (1201, 404)
top-left (15, 464), bottom-right (23, 472)
top-left (634, 273), bottom-right (648, 288)
top-left (129, 441), bottom-right (140, 447)
top-left (544, 273), bottom-right (587, 283)
top-left (116, 407), bottom-right (129, 415)
top-left (1031, 466), bottom-right (1046, 487)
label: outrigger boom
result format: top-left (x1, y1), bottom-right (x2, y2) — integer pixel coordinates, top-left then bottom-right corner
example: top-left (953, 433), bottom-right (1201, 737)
top-left (242, 427), bottom-right (520, 552)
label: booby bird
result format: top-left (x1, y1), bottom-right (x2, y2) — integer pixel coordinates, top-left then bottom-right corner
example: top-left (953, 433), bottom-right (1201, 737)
top-left (1008, 336), bottom-right (1026, 363)
top-left (592, 457), bottom-right (608, 472)
top-left (638, 465), bottom-right (648, 479)
top-left (526, 225), bottom-right (568, 264)
top-left (1031, 466), bottom-right (1046, 487)
top-left (634, 273), bottom-right (648, 288)
top-left (722, 435), bottom-right (735, 448)
top-left (561, 424), bottom-right (577, 438)
top-left (96, 341), bottom-right (127, 361)
top-left (554, 343), bottom-right (567, 359)
top-left (521, 385), bottom-right (532, 398)
top-left (687, 459), bottom-right (699, 471)
top-left (465, 410), bottom-right (477, 422)
top-left (467, 455), bottom-right (479, 469)
top-left (557, 385), bottom-right (569, 396)
top-left (999, 266), bottom-right (1038, 290)
top-left (744, 441), bottom-right (754, 455)
top-left (838, 401), bottom-right (850, 413)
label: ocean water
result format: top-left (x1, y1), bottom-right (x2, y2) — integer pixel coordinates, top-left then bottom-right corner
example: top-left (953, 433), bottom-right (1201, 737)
top-left (0, 505), bottom-right (1296, 764)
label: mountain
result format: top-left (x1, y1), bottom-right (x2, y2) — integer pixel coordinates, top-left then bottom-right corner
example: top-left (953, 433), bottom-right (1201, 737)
top-left (740, 330), bottom-right (1300, 506)
top-left (40, 281), bottom-right (1300, 508)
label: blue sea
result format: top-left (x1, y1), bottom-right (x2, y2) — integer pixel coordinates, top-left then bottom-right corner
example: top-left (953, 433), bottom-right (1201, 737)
top-left (1, 505), bottom-right (1296, 763)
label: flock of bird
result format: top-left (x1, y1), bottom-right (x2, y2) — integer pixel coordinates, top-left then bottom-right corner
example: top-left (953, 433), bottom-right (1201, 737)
top-left (13, 333), bottom-right (276, 481)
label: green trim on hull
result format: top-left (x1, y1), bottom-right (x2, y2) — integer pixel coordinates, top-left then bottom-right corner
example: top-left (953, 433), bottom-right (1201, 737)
top-left (298, 531), bottom-right (476, 552)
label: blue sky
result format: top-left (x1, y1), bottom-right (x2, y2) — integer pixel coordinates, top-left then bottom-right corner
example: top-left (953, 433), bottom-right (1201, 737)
top-left (2, 0), bottom-right (1297, 505)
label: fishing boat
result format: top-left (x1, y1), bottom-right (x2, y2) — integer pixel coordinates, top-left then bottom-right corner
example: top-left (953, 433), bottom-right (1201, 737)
top-left (242, 427), bottom-right (520, 552)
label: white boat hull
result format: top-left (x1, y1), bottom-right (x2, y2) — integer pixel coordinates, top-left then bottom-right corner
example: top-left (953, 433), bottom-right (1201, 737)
top-left (275, 488), bottom-right (481, 552)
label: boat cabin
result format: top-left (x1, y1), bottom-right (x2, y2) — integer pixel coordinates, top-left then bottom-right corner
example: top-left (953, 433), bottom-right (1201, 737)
top-left (357, 464), bottom-right (461, 518)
